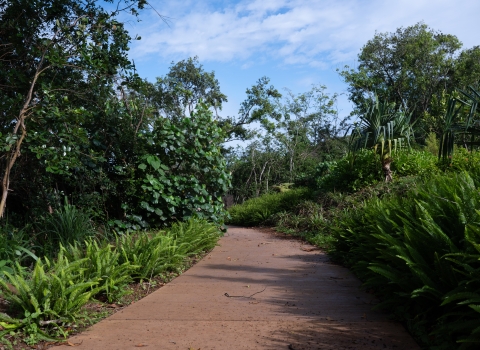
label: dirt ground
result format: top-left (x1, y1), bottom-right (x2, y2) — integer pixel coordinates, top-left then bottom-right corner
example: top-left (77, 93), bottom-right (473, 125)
top-left (51, 227), bottom-right (420, 350)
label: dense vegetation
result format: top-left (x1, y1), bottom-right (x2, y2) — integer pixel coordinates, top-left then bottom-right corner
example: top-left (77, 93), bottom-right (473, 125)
top-left (1, 3), bottom-right (480, 347)
top-left (0, 0), bottom-right (231, 345)
top-left (226, 23), bottom-right (480, 350)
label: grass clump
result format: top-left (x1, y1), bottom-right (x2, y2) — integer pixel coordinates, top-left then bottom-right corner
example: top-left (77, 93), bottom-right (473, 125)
top-left (36, 199), bottom-right (96, 258)
top-left (62, 240), bottom-right (138, 303)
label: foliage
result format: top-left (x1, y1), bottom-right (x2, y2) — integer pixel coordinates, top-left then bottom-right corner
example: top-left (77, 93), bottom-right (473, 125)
top-left (339, 23), bottom-right (468, 124)
top-left (349, 96), bottom-right (414, 153)
top-left (0, 256), bottom-right (100, 322)
top-left (62, 240), bottom-right (138, 303)
top-left (330, 172), bottom-right (480, 348)
top-left (152, 57), bottom-right (228, 121)
top-left (453, 46), bottom-right (480, 89)
top-left (0, 217), bottom-right (220, 342)
top-left (228, 85), bottom-right (348, 203)
top-left (317, 149), bottom-right (381, 192)
top-left (131, 103), bottom-right (231, 227)
top-left (438, 87), bottom-right (480, 160)
top-left (0, 223), bottom-right (37, 270)
top-left (221, 77), bottom-right (282, 143)
top-left (425, 132), bottom-right (440, 155)
top-left (118, 218), bottom-right (220, 280)
top-left (438, 147), bottom-right (480, 173)
top-left (0, 0), bottom-right (147, 218)
top-left (37, 199), bottom-right (96, 257)
top-left (348, 95), bottom-right (415, 183)
top-left (227, 188), bottom-right (311, 226)
top-left (391, 149), bottom-right (439, 178)
top-left (0, 1), bottom-right (228, 230)
top-left (274, 201), bottom-right (324, 231)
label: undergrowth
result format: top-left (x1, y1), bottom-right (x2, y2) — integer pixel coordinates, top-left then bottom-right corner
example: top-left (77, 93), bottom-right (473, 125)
top-left (227, 187), bottom-right (312, 226)
top-left (227, 149), bottom-right (480, 349)
top-left (330, 172), bottom-right (480, 349)
top-left (0, 217), bottom-right (220, 345)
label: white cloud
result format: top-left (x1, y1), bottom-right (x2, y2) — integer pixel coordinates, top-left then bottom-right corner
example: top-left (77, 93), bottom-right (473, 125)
top-left (130, 0), bottom-right (480, 68)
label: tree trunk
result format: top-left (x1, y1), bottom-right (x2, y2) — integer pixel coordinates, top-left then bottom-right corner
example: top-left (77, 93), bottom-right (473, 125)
top-left (382, 158), bottom-right (393, 182)
top-left (0, 61), bottom-right (47, 217)
top-left (0, 125), bottom-right (27, 217)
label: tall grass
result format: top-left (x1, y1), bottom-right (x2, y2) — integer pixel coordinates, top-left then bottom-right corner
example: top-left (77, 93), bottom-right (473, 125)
top-left (118, 218), bottom-right (219, 279)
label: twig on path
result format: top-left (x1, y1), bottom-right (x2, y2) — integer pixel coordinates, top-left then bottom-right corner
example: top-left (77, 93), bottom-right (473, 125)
top-left (224, 287), bottom-right (267, 299)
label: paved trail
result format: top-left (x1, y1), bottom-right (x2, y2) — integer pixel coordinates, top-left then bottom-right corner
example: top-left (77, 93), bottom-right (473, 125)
top-left (53, 227), bottom-right (419, 350)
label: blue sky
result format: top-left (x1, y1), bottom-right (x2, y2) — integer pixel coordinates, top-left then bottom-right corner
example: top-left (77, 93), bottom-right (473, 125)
top-left (125, 0), bottom-right (480, 123)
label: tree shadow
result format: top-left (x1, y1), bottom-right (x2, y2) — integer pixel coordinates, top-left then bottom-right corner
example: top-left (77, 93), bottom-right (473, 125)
top-left (189, 229), bottom-right (420, 349)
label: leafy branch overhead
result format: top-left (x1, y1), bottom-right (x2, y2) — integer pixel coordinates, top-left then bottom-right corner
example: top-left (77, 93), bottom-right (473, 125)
top-left (0, 0), bottom-right (146, 217)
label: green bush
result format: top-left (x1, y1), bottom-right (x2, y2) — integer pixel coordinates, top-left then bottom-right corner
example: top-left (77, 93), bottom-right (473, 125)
top-left (0, 223), bottom-right (37, 275)
top-left (392, 149), bottom-right (439, 178)
top-left (128, 104), bottom-right (231, 228)
top-left (438, 147), bottom-right (480, 173)
top-left (0, 255), bottom-right (100, 322)
top-left (272, 201), bottom-right (325, 231)
top-left (331, 172), bottom-right (480, 348)
top-left (227, 188), bottom-right (311, 226)
top-left (62, 240), bottom-right (138, 303)
top-left (0, 217), bottom-right (220, 342)
top-left (317, 149), bottom-right (381, 192)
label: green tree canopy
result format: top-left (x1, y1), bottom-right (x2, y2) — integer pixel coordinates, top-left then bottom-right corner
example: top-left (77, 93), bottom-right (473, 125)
top-left (0, 0), bottom-right (147, 217)
top-left (152, 57), bottom-right (228, 120)
top-left (339, 23), bottom-right (480, 128)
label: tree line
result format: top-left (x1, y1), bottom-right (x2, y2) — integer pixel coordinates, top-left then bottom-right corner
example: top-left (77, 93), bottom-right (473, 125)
top-left (228, 22), bottom-right (480, 203)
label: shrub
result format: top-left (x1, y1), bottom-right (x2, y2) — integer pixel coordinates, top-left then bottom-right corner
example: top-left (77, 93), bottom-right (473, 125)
top-left (425, 132), bottom-right (439, 156)
top-left (0, 217), bottom-right (220, 342)
top-left (438, 147), bottom-right (480, 173)
top-left (0, 223), bottom-right (38, 275)
top-left (271, 201), bottom-right (325, 232)
top-left (118, 218), bottom-right (220, 279)
top-left (0, 254), bottom-right (100, 322)
top-left (37, 199), bottom-right (96, 257)
top-left (62, 240), bottom-right (138, 303)
top-left (391, 149), bottom-right (439, 178)
top-left (317, 149), bottom-right (381, 192)
top-left (227, 188), bottom-right (312, 226)
top-left (331, 172), bottom-right (480, 348)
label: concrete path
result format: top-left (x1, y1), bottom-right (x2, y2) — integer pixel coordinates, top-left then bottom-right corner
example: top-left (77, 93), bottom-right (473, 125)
top-left (53, 227), bottom-right (419, 350)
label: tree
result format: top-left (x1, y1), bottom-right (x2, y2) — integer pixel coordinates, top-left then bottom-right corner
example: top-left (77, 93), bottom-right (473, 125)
top-left (228, 84), bottom-right (346, 202)
top-left (453, 46), bottom-right (480, 89)
top-left (152, 57), bottom-right (228, 120)
top-left (340, 23), bottom-right (466, 126)
top-left (0, 0), bottom-right (147, 217)
top-left (221, 77), bottom-right (282, 143)
top-left (349, 96), bottom-right (414, 182)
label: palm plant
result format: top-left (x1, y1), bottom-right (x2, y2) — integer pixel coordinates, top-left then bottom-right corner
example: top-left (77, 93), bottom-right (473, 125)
top-left (39, 198), bottom-right (96, 257)
top-left (349, 96), bottom-right (414, 182)
top-left (439, 86), bottom-right (480, 160)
